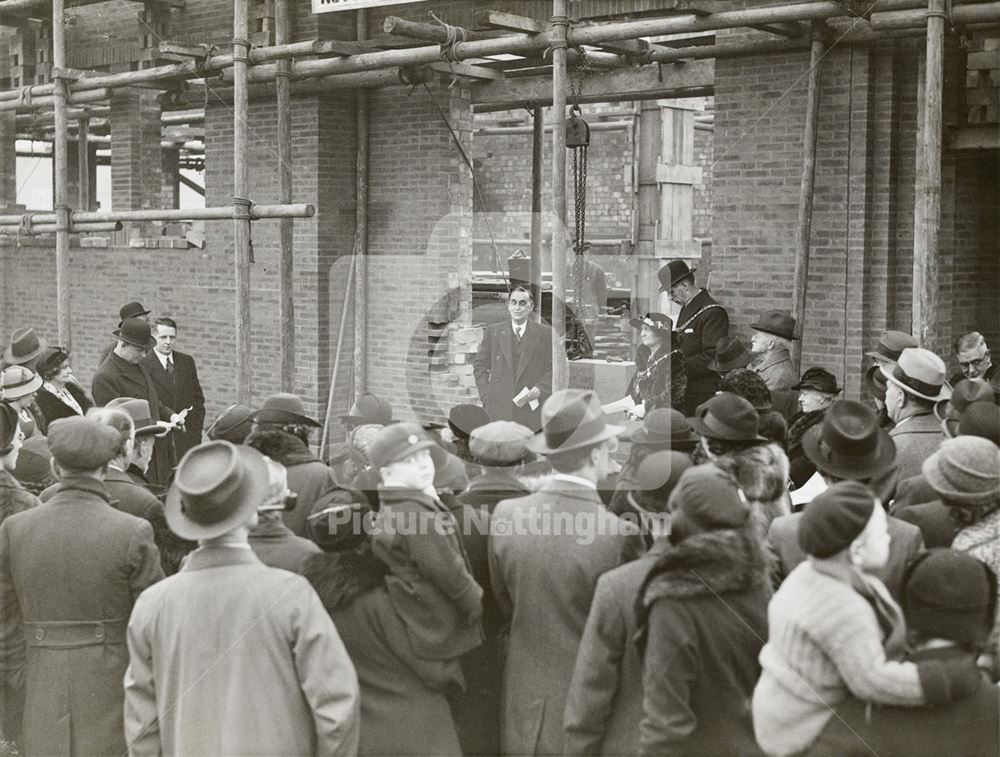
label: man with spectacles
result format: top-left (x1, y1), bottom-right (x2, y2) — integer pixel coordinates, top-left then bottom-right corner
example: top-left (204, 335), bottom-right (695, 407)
top-left (952, 332), bottom-right (1000, 404)
top-left (473, 285), bottom-right (553, 432)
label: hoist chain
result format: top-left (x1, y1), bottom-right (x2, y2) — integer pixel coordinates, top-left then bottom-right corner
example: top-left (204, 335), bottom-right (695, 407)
top-left (565, 47), bottom-right (594, 360)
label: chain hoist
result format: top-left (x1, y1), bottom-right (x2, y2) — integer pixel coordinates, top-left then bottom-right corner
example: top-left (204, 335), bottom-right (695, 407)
top-left (564, 49), bottom-right (593, 360)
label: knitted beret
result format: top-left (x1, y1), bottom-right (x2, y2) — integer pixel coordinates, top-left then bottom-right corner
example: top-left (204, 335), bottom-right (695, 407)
top-left (903, 549), bottom-right (996, 647)
top-left (798, 480), bottom-right (876, 558)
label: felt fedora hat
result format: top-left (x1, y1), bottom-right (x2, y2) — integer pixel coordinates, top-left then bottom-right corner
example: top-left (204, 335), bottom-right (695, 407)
top-left (865, 363), bottom-right (888, 402)
top-left (166, 441), bottom-right (271, 540)
top-left (627, 408), bottom-right (699, 450)
top-left (882, 347), bottom-right (951, 402)
top-left (708, 336), bottom-right (754, 373)
top-left (865, 330), bottom-right (918, 364)
top-left (107, 397), bottom-right (171, 437)
top-left (112, 318), bottom-right (155, 350)
top-left (0, 366), bottom-right (42, 400)
top-left (689, 392), bottom-right (766, 442)
top-left (750, 311), bottom-right (799, 341)
top-left (657, 259), bottom-right (697, 292)
top-left (254, 393), bottom-right (321, 427)
top-left (206, 403), bottom-right (256, 444)
top-left (628, 312), bottom-right (674, 337)
top-left (4, 327), bottom-right (48, 366)
top-left (528, 389), bottom-right (625, 456)
top-left (339, 393), bottom-right (393, 427)
top-left (802, 399), bottom-right (896, 481)
top-left (119, 301), bottom-right (150, 321)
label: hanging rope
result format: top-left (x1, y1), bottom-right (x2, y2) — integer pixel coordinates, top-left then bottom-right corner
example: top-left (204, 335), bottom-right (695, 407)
top-left (428, 10), bottom-right (466, 64)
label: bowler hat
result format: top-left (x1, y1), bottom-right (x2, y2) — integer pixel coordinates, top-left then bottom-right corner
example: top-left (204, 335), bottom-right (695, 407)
top-left (528, 389), bottom-right (624, 456)
top-left (254, 393), bottom-right (321, 428)
top-left (668, 464), bottom-right (749, 532)
top-left (630, 450), bottom-right (694, 514)
top-left (935, 378), bottom-right (994, 426)
top-left (48, 416), bottom-right (121, 471)
top-left (802, 400), bottom-right (896, 481)
top-left (339, 393), bottom-right (393, 427)
top-left (306, 490), bottom-right (372, 552)
top-left (119, 301), bottom-right (150, 322)
top-left (793, 367), bottom-right (842, 395)
top-left (797, 480), bottom-right (877, 558)
top-left (865, 330), bottom-right (918, 364)
top-left (903, 549), bottom-right (997, 647)
top-left (368, 423), bottom-right (436, 470)
top-left (166, 441), bottom-right (271, 540)
top-left (0, 366), bottom-right (42, 400)
top-left (708, 336), bottom-right (754, 373)
top-left (657, 259), bottom-right (697, 292)
top-left (35, 346), bottom-right (70, 379)
top-left (882, 348), bottom-right (950, 402)
top-left (0, 403), bottom-right (18, 454)
top-left (106, 397), bottom-right (170, 437)
top-left (750, 311), bottom-right (799, 341)
top-left (628, 312), bottom-right (673, 337)
top-left (112, 318), bottom-right (155, 350)
top-left (627, 408), bottom-right (699, 449)
top-left (4, 327), bottom-right (48, 366)
top-left (689, 392), bottom-right (766, 442)
top-left (922, 436), bottom-right (1000, 506)
top-left (206, 403), bottom-right (256, 444)
top-left (448, 404), bottom-right (490, 441)
top-left (469, 421), bottom-right (534, 466)
top-left (957, 401), bottom-right (1000, 445)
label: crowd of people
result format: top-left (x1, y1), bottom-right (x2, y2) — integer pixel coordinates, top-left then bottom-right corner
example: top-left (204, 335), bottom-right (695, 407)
top-left (1, 261), bottom-right (999, 756)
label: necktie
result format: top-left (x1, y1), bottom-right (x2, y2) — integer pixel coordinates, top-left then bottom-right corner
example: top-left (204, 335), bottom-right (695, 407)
top-left (166, 357), bottom-right (174, 376)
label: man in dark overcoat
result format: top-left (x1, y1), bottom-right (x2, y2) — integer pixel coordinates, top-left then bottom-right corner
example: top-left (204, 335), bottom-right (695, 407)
top-left (0, 416), bottom-right (163, 756)
top-left (473, 285), bottom-right (553, 432)
top-left (92, 317), bottom-right (185, 488)
top-left (143, 317), bottom-right (206, 460)
top-left (658, 260), bottom-right (729, 415)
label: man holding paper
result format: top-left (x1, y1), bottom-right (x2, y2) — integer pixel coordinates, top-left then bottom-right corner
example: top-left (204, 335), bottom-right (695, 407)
top-left (474, 286), bottom-right (553, 432)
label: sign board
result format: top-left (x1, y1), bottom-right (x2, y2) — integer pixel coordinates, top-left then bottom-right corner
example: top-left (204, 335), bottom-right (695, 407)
top-left (313, 0), bottom-right (430, 12)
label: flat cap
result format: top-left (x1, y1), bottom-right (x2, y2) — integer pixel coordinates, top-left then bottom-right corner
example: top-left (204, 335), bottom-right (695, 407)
top-left (48, 416), bottom-right (121, 470)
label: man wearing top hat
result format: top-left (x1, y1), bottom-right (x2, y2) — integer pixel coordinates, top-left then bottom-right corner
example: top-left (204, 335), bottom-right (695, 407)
top-left (124, 440), bottom-right (360, 756)
top-left (0, 416), bottom-right (164, 757)
top-left (749, 310), bottom-right (799, 391)
top-left (92, 317), bottom-right (187, 489)
top-left (489, 389), bottom-right (631, 755)
top-left (657, 259), bottom-right (729, 415)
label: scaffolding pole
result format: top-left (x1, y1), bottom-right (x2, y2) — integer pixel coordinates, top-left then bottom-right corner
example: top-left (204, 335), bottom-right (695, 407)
top-left (52, 0), bottom-right (70, 349)
top-left (530, 106), bottom-right (544, 314)
top-left (551, 1), bottom-right (568, 392)
top-left (353, 8), bottom-right (369, 402)
top-left (276, 0), bottom-right (294, 392)
top-left (76, 116), bottom-right (89, 211)
top-left (233, 0), bottom-right (252, 404)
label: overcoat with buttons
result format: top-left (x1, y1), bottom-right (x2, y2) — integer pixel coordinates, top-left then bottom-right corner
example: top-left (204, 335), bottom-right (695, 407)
top-left (0, 475), bottom-right (163, 756)
top-left (675, 289), bottom-right (729, 415)
top-left (473, 319), bottom-right (554, 431)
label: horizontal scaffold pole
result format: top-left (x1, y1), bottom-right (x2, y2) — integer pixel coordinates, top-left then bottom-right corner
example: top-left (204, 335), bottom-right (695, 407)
top-left (0, 204), bottom-right (315, 226)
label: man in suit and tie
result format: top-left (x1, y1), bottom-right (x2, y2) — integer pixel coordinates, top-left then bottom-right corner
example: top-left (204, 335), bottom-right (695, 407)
top-left (144, 317), bottom-right (205, 461)
top-left (473, 286), bottom-right (553, 432)
top-left (92, 318), bottom-right (186, 488)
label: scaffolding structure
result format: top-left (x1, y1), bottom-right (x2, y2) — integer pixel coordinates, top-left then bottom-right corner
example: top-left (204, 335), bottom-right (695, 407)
top-left (1, 0), bottom-right (998, 401)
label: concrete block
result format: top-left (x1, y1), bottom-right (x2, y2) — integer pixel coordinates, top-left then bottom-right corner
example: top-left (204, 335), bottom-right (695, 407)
top-left (80, 236), bottom-right (110, 248)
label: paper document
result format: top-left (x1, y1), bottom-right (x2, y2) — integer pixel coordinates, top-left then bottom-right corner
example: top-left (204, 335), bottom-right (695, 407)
top-left (790, 471), bottom-right (828, 507)
top-left (601, 395), bottom-right (638, 416)
top-left (513, 387), bottom-right (540, 411)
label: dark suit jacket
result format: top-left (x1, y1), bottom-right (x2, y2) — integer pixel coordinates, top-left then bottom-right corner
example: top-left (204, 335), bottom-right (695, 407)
top-left (142, 350), bottom-right (205, 460)
top-left (91, 352), bottom-right (175, 487)
top-left (764, 511), bottom-right (924, 600)
top-left (896, 499), bottom-right (960, 548)
top-left (34, 382), bottom-right (92, 426)
top-left (676, 288), bottom-right (728, 413)
top-left (473, 319), bottom-right (553, 431)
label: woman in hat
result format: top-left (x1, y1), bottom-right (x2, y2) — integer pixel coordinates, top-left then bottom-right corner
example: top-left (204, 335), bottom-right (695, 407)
top-left (620, 313), bottom-right (687, 419)
top-left (33, 346), bottom-right (93, 426)
top-left (0, 365), bottom-right (45, 439)
top-left (787, 367), bottom-right (843, 488)
top-left (0, 403), bottom-right (38, 530)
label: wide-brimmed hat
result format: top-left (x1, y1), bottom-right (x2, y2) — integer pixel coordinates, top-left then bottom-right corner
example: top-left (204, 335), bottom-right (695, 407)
top-left (254, 393), bottom-right (321, 428)
top-left (4, 327), bottom-right (48, 366)
top-left (119, 301), bottom-right (150, 322)
top-left (106, 397), bottom-right (171, 438)
top-left (935, 378), bottom-right (994, 426)
top-left (793, 367), bottom-right (842, 395)
top-left (628, 312), bottom-right (673, 337)
top-left (903, 549), bottom-right (997, 647)
top-left (339, 393), bottom-right (393, 427)
top-left (882, 348), bottom-right (950, 403)
top-left (206, 403), bottom-right (256, 444)
top-left (922, 435), bottom-right (1000, 506)
top-left (112, 318), bottom-right (155, 350)
top-left (448, 404), bottom-right (490, 441)
top-left (528, 389), bottom-right (625, 456)
top-left (368, 422), bottom-right (437, 470)
top-left (957, 401), bottom-right (1000, 445)
top-left (689, 392), bottom-right (766, 442)
top-left (865, 330), bottom-right (918, 364)
top-left (0, 366), bottom-right (42, 400)
top-left (657, 259), bottom-right (697, 292)
top-left (469, 421), bottom-right (534, 466)
top-left (750, 311), bottom-right (799, 341)
top-left (708, 336), bottom-right (754, 373)
top-left (802, 400), bottom-right (896, 481)
top-left (629, 450), bottom-right (694, 513)
top-left (0, 404), bottom-right (18, 454)
top-left (48, 416), bottom-right (121, 471)
top-left (165, 441), bottom-right (271, 540)
top-left (627, 408), bottom-right (699, 449)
